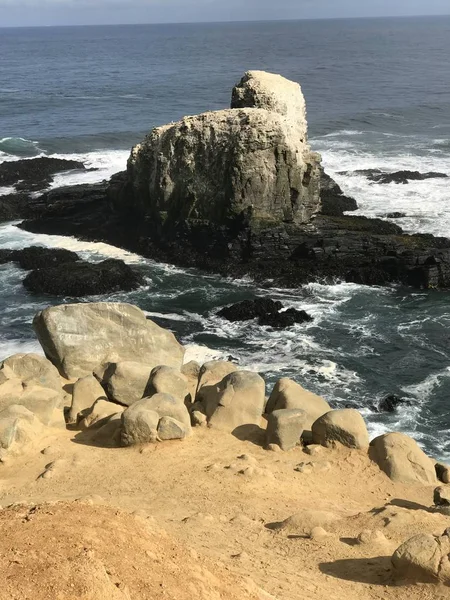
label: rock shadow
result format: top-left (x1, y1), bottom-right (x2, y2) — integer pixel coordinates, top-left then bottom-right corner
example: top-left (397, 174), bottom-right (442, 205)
top-left (319, 556), bottom-right (393, 586)
top-left (232, 424), bottom-right (266, 446)
top-left (388, 498), bottom-right (432, 512)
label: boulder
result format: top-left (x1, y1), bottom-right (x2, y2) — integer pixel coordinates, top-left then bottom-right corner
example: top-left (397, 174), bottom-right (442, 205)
top-left (121, 402), bottom-right (160, 446)
top-left (265, 409), bottom-right (306, 451)
top-left (208, 370), bottom-right (265, 432)
top-left (436, 462), bottom-right (450, 484)
top-left (392, 530), bottom-right (450, 584)
top-left (121, 392), bottom-right (191, 445)
top-left (0, 353), bottom-right (62, 394)
top-left (33, 302), bottom-right (185, 379)
top-left (369, 433), bottom-right (437, 485)
top-left (157, 416), bottom-right (188, 441)
top-left (217, 298), bottom-right (283, 322)
top-left (217, 298), bottom-right (312, 329)
top-left (181, 360), bottom-right (201, 404)
top-left (81, 399), bottom-right (124, 429)
top-left (434, 486), bottom-right (450, 507)
top-left (69, 375), bottom-right (107, 424)
top-left (119, 71), bottom-right (321, 228)
top-left (147, 366), bottom-right (189, 404)
top-left (265, 378), bottom-right (331, 431)
top-left (196, 360), bottom-right (239, 416)
top-left (91, 413), bottom-right (122, 447)
top-left (0, 405), bottom-right (44, 452)
top-left (378, 394), bottom-right (411, 413)
top-left (23, 258), bottom-right (144, 297)
top-left (13, 386), bottom-right (62, 427)
top-left (103, 361), bottom-right (153, 406)
top-left (312, 409), bottom-right (369, 450)
top-left (346, 168), bottom-right (449, 185)
top-left (0, 377), bottom-right (24, 402)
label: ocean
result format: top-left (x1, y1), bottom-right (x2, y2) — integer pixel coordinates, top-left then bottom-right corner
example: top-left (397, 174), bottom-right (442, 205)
top-left (1, 17), bottom-right (450, 458)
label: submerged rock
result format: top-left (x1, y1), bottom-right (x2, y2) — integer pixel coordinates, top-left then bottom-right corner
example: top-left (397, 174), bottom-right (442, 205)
top-left (23, 258), bottom-right (144, 296)
top-left (341, 168), bottom-right (448, 185)
top-left (378, 394), bottom-right (411, 413)
top-left (217, 297), bottom-right (312, 328)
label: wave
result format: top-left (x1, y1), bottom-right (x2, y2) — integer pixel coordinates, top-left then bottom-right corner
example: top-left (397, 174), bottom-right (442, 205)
top-left (0, 137), bottom-right (43, 158)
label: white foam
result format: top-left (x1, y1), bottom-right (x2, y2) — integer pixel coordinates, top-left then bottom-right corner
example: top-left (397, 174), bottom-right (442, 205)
top-left (184, 344), bottom-right (225, 365)
top-left (313, 135), bottom-right (450, 237)
top-left (0, 221), bottom-right (145, 264)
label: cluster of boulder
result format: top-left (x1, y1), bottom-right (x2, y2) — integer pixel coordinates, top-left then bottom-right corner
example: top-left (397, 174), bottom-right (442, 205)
top-left (1, 300), bottom-right (450, 588)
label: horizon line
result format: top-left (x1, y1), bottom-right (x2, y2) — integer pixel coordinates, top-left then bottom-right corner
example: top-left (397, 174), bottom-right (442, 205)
top-left (1, 13), bottom-right (450, 29)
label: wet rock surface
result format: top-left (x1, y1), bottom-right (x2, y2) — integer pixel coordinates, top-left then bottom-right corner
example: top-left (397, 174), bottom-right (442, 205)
top-left (0, 246), bottom-right (80, 270)
top-left (23, 258), bottom-right (144, 297)
top-left (0, 156), bottom-right (92, 194)
top-left (340, 168), bottom-right (448, 185)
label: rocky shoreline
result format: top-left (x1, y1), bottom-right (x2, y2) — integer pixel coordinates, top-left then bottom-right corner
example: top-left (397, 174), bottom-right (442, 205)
top-left (1, 70), bottom-right (450, 292)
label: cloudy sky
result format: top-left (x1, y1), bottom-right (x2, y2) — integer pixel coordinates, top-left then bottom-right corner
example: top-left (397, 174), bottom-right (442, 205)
top-left (0, 0), bottom-right (449, 27)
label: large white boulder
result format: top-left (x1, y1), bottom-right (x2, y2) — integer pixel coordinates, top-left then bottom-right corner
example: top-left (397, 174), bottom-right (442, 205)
top-left (33, 302), bottom-right (185, 379)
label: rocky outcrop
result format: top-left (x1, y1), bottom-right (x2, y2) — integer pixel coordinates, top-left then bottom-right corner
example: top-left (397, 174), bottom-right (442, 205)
top-left (341, 168), bottom-right (448, 185)
top-left (217, 297), bottom-right (313, 328)
top-left (33, 302), bottom-right (185, 379)
top-left (14, 72), bottom-right (450, 291)
top-left (113, 71), bottom-right (321, 229)
top-left (369, 432), bottom-right (437, 484)
top-left (23, 258), bottom-right (144, 297)
top-left (0, 156), bottom-right (91, 194)
top-left (0, 246), bottom-right (80, 270)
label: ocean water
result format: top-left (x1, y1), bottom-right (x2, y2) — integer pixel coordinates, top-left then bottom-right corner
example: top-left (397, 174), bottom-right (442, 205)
top-left (1, 17), bottom-right (450, 458)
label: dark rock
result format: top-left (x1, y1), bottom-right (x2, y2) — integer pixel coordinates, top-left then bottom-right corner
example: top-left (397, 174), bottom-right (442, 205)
top-left (259, 308), bottom-right (313, 328)
top-left (320, 170), bottom-right (358, 216)
top-left (0, 246), bottom-right (79, 270)
top-left (217, 298), bottom-right (312, 329)
top-left (386, 212), bottom-right (407, 219)
top-left (378, 395), bottom-right (410, 413)
top-left (217, 298), bottom-right (283, 322)
top-left (0, 157), bottom-right (91, 193)
top-left (23, 258), bottom-right (144, 297)
top-left (340, 169), bottom-right (448, 185)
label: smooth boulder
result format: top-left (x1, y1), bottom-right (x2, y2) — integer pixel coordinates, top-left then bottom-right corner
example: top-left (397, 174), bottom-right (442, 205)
top-left (265, 409), bottom-right (306, 451)
top-left (0, 353), bottom-right (62, 394)
top-left (312, 409), bottom-right (369, 450)
top-left (369, 432), bottom-right (437, 484)
top-left (147, 366), bottom-right (189, 403)
top-left (196, 360), bottom-right (239, 417)
top-left (208, 370), bottom-right (265, 432)
top-left (265, 378), bottom-right (331, 431)
top-left (69, 375), bottom-right (107, 424)
top-left (121, 393), bottom-right (191, 446)
top-left (0, 405), bottom-right (44, 453)
top-left (33, 302), bottom-right (185, 379)
top-left (392, 530), bottom-right (450, 584)
top-left (81, 399), bottom-right (124, 429)
top-left (103, 361), bottom-right (153, 406)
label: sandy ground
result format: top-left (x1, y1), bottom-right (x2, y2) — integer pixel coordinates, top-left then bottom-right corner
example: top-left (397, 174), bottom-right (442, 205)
top-left (0, 424), bottom-right (448, 599)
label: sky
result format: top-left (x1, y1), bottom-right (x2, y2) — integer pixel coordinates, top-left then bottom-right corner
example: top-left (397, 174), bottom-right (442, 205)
top-left (0, 0), bottom-right (449, 28)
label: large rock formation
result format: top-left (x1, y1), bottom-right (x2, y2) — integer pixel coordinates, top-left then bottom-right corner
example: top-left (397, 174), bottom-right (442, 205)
top-left (16, 71), bottom-right (450, 291)
top-left (116, 71), bottom-right (321, 228)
